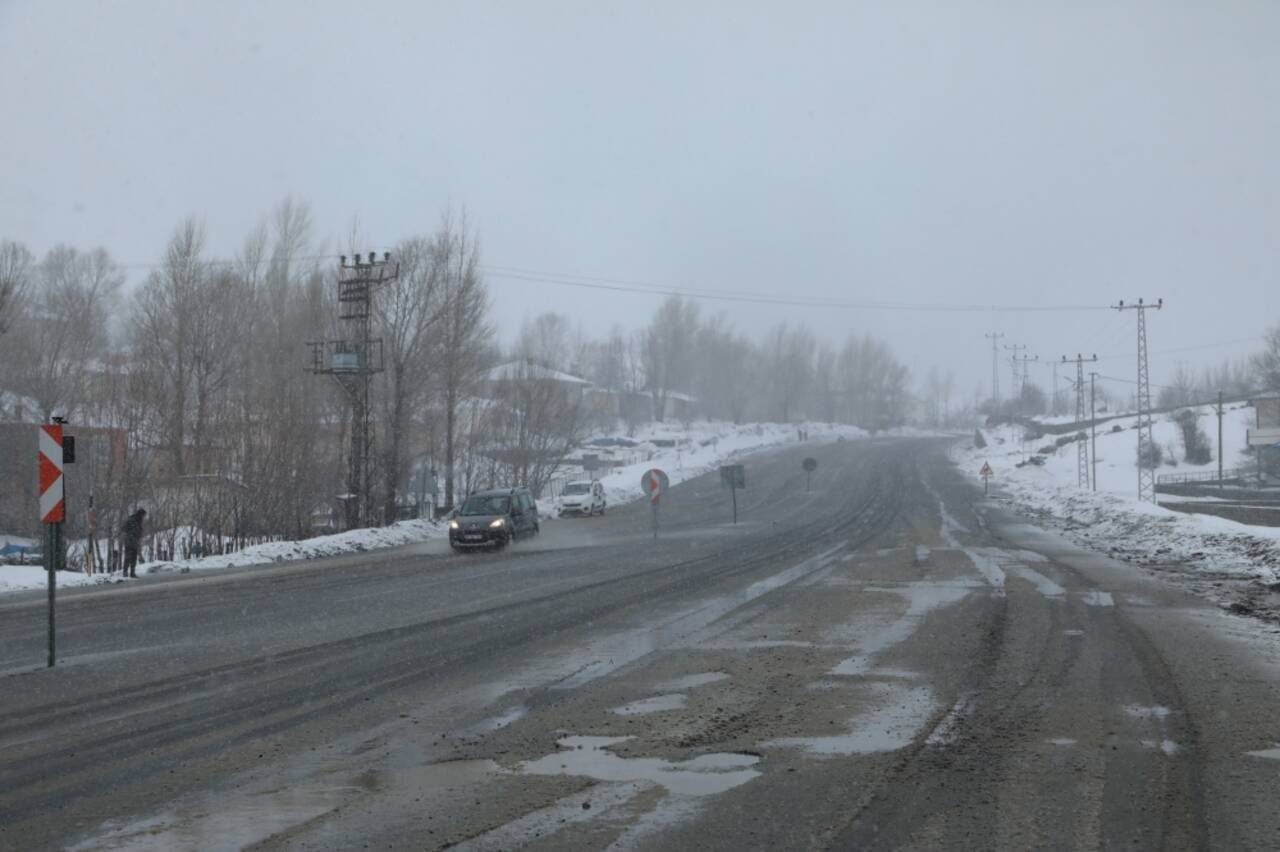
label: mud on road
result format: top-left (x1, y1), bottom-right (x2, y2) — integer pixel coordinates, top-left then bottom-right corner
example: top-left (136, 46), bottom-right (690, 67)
top-left (4, 438), bottom-right (1280, 850)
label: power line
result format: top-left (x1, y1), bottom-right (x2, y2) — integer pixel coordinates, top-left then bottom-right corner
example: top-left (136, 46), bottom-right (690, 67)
top-left (109, 252), bottom-right (1114, 313)
top-left (1096, 336), bottom-right (1266, 362)
top-left (479, 267), bottom-right (1112, 312)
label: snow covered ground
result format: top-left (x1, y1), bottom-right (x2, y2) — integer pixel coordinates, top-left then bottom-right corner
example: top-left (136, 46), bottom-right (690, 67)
top-left (578, 420), bottom-right (868, 514)
top-left (1, 419), bottom-right (872, 596)
top-left (958, 403), bottom-right (1280, 616)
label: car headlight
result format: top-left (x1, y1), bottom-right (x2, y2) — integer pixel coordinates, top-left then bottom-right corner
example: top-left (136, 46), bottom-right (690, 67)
top-left (448, 519), bottom-right (459, 529)
top-left (489, 518), bottom-right (505, 528)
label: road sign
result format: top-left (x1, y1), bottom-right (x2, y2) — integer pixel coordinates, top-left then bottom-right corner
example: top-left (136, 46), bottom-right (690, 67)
top-left (719, 464), bottom-right (745, 489)
top-left (720, 464), bottom-right (745, 524)
top-left (641, 468), bottom-right (669, 502)
top-left (641, 468), bottom-right (668, 539)
top-left (979, 461), bottom-right (994, 495)
top-left (39, 424), bottom-right (65, 524)
top-left (802, 457), bottom-right (817, 492)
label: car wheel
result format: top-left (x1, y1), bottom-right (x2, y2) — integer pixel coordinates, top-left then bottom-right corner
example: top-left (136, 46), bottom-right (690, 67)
top-left (450, 544), bottom-right (463, 554)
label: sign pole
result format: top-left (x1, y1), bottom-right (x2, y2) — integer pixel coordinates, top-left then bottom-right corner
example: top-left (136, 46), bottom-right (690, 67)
top-left (39, 421), bottom-right (67, 668)
top-left (47, 522), bottom-right (60, 667)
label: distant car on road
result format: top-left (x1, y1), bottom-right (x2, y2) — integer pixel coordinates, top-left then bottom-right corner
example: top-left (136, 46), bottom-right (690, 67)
top-left (449, 487), bottom-right (540, 552)
top-left (558, 480), bottom-right (606, 517)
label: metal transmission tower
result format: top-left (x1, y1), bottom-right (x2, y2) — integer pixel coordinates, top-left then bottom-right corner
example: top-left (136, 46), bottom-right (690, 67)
top-left (1113, 298), bottom-right (1163, 503)
top-left (985, 332), bottom-right (1005, 412)
top-left (308, 252), bottom-right (399, 530)
top-left (1063, 354), bottom-right (1097, 487)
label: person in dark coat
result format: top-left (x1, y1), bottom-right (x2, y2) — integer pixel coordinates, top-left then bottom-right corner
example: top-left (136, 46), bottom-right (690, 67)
top-left (121, 509), bottom-right (146, 578)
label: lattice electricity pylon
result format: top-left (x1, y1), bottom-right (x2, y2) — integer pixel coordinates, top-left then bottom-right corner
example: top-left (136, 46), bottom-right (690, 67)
top-left (1063, 353), bottom-right (1098, 488)
top-left (1114, 298), bottom-right (1163, 503)
top-left (985, 332), bottom-right (1004, 411)
top-left (308, 252), bottom-right (399, 529)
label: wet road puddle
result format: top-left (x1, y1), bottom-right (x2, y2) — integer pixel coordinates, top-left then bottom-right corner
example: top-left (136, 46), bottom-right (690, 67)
top-left (1139, 738), bottom-right (1181, 755)
top-left (612, 693), bottom-right (688, 715)
top-left (1124, 704), bottom-right (1173, 719)
top-left (496, 545), bottom-right (843, 692)
top-left (519, 736), bottom-right (761, 796)
top-left (828, 581), bottom-right (973, 677)
top-left (656, 671), bottom-right (730, 691)
top-left (766, 683), bottom-right (935, 756)
top-left (1245, 744), bottom-right (1280, 760)
top-left (70, 784), bottom-right (363, 851)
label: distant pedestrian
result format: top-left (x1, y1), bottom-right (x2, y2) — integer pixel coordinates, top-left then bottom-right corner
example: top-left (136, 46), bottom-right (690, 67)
top-left (120, 509), bottom-right (146, 578)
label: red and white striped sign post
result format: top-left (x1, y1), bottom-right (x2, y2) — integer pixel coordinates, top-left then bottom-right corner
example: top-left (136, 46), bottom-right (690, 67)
top-left (40, 422), bottom-right (66, 667)
top-left (40, 424), bottom-right (65, 523)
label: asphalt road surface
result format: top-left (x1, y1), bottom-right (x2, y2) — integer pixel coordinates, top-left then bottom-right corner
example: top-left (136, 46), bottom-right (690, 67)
top-left (4, 437), bottom-right (1280, 851)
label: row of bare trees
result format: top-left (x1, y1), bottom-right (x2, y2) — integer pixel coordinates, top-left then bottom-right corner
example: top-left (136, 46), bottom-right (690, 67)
top-left (1, 208), bottom-right (919, 547)
top-left (0, 201), bottom-right (494, 549)
top-left (510, 296), bottom-right (915, 434)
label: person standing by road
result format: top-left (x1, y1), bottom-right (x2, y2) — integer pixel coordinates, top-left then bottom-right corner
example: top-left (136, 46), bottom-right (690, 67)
top-left (120, 508), bottom-right (146, 578)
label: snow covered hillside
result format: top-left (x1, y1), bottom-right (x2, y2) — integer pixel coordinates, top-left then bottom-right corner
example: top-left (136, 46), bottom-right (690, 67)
top-left (959, 403), bottom-right (1280, 616)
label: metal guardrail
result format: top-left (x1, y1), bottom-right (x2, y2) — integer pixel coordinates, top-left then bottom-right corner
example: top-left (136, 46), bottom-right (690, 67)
top-left (1156, 467), bottom-right (1251, 486)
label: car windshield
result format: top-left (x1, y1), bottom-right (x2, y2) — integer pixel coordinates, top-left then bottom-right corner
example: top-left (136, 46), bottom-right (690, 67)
top-left (459, 496), bottom-right (510, 516)
top-left (562, 484), bottom-right (589, 496)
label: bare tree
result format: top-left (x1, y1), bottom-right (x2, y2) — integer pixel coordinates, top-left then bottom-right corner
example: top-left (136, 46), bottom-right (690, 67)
top-left (0, 240), bottom-right (34, 335)
top-left (0, 244), bottom-right (121, 420)
top-left (643, 295), bottom-right (699, 421)
top-left (762, 322), bottom-right (816, 423)
top-left (1253, 324), bottom-right (1280, 391)
top-left (376, 235), bottom-right (447, 521)
top-left (485, 359), bottom-right (590, 496)
top-left (433, 211), bottom-right (491, 510)
top-left (131, 219), bottom-right (208, 478)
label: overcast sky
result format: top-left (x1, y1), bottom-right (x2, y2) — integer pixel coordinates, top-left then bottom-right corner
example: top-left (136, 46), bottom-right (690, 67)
top-left (2, 1), bottom-right (1277, 397)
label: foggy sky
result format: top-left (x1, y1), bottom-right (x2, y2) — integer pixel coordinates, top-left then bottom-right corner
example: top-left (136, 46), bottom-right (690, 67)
top-left (2, 1), bottom-right (1278, 396)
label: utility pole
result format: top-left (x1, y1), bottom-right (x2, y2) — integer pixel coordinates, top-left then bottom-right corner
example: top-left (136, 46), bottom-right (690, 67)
top-left (1113, 298), bottom-right (1163, 503)
top-left (985, 332), bottom-right (1004, 414)
top-left (1089, 371), bottom-right (1100, 492)
top-left (1216, 390), bottom-right (1224, 487)
top-left (308, 252), bottom-right (399, 529)
top-left (1063, 354), bottom-right (1097, 487)
top-left (1050, 360), bottom-right (1061, 416)
top-left (1005, 345), bottom-right (1035, 415)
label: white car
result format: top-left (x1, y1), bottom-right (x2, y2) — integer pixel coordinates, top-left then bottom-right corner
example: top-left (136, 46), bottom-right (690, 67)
top-left (558, 480), bottom-right (606, 516)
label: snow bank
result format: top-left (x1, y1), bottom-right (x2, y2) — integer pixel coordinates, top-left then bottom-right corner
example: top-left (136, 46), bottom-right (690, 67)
top-left (138, 517), bottom-right (447, 575)
top-left (960, 403), bottom-right (1280, 595)
top-left (0, 565), bottom-right (124, 594)
top-left (0, 518), bottom-right (448, 595)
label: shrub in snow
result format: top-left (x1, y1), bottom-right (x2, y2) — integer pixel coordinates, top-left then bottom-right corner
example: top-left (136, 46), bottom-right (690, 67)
top-left (1137, 440), bottom-right (1163, 470)
top-left (973, 429), bottom-right (987, 449)
top-left (1173, 409), bottom-right (1213, 466)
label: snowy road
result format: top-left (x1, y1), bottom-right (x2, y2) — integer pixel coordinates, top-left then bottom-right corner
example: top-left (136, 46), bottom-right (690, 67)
top-left (4, 439), bottom-right (1280, 850)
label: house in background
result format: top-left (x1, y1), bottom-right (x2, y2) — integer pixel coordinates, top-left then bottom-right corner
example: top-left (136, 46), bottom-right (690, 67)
top-left (1248, 391), bottom-right (1280, 481)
